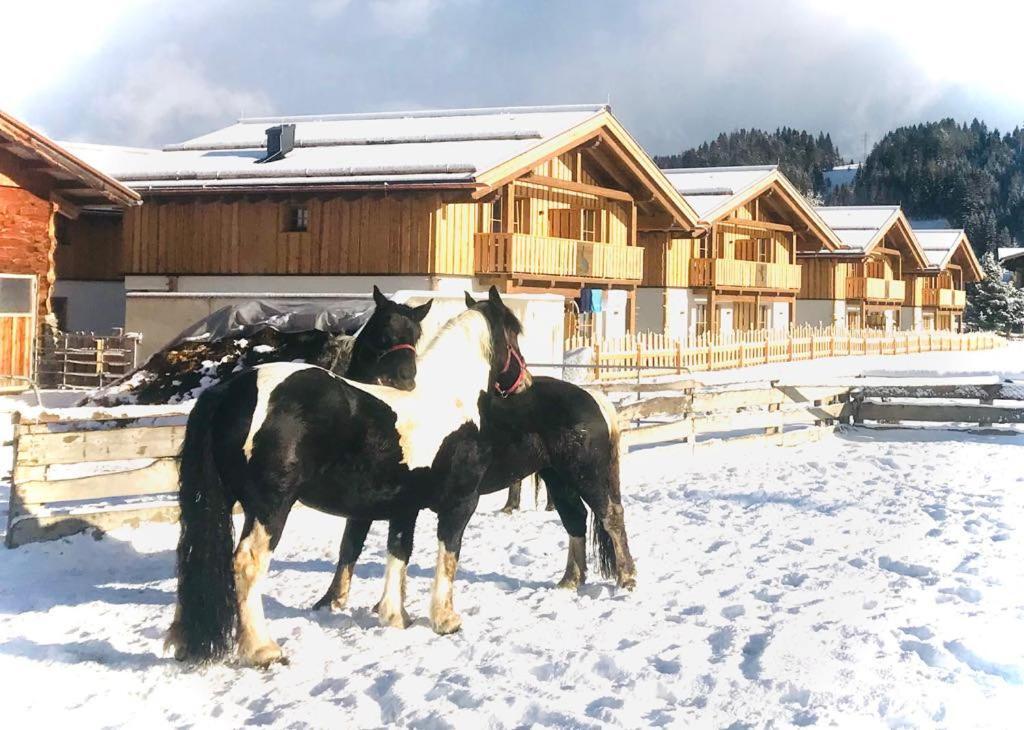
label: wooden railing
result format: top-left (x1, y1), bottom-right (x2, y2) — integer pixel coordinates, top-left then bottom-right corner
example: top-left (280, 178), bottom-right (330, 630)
top-left (475, 232), bottom-right (643, 282)
top-left (565, 326), bottom-right (1004, 380)
top-left (36, 332), bottom-right (141, 390)
top-left (922, 287), bottom-right (967, 309)
top-left (846, 277), bottom-right (905, 302)
top-left (688, 258), bottom-right (801, 291)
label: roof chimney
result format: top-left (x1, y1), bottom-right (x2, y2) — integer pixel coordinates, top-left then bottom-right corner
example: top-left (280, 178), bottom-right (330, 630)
top-left (256, 123), bottom-right (295, 163)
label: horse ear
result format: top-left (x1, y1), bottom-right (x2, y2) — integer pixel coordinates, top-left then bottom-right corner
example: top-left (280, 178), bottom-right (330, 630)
top-left (464, 291), bottom-right (477, 308)
top-left (411, 298), bottom-right (433, 322)
top-left (372, 285), bottom-right (388, 307)
top-left (488, 285), bottom-right (502, 305)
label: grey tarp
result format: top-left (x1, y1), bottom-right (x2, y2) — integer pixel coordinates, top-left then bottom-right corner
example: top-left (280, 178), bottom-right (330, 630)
top-left (165, 298), bottom-right (375, 349)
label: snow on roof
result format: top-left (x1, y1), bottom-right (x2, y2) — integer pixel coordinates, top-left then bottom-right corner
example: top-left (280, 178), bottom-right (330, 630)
top-left (814, 205), bottom-right (901, 252)
top-left (998, 247), bottom-right (1024, 264)
top-left (914, 228), bottom-right (965, 268)
top-left (64, 105), bottom-right (609, 190)
top-left (661, 165), bottom-right (777, 219)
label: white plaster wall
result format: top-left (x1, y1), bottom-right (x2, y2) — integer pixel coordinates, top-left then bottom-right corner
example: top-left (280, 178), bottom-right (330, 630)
top-left (665, 289), bottom-right (692, 341)
top-left (52, 280), bottom-right (126, 333)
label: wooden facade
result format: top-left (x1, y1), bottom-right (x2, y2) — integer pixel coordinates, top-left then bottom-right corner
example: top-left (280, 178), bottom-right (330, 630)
top-left (641, 173), bottom-right (838, 336)
top-left (906, 231), bottom-right (982, 331)
top-left (799, 210), bottom-right (927, 329)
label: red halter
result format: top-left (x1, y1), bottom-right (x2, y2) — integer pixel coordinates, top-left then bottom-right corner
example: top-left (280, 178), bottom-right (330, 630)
top-left (377, 343), bottom-right (416, 361)
top-left (494, 345), bottom-right (527, 397)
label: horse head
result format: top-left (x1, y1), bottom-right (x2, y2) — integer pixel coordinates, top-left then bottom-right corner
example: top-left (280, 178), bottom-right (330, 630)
top-left (465, 286), bottom-right (532, 397)
top-left (348, 285), bottom-right (432, 391)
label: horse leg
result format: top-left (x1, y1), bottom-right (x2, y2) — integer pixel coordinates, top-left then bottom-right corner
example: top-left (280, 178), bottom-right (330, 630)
top-left (374, 512), bottom-right (417, 629)
top-left (313, 518), bottom-right (372, 611)
top-left (499, 480), bottom-right (522, 513)
top-left (430, 492), bottom-right (479, 635)
top-left (577, 470), bottom-right (637, 591)
top-left (539, 468), bottom-right (588, 589)
top-left (234, 511), bottom-right (289, 667)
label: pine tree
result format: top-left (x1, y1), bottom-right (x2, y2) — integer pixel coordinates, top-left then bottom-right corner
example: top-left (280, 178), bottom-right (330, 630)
top-left (966, 252), bottom-right (1024, 332)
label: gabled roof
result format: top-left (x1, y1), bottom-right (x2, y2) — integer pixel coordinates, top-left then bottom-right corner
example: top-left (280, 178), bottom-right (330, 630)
top-left (65, 104), bottom-right (699, 229)
top-left (814, 205), bottom-right (928, 268)
top-left (915, 228), bottom-right (983, 281)
top-left (0, 109), bottom-right (139, 211)
top-left (661, 165), bottom-right (840, 250)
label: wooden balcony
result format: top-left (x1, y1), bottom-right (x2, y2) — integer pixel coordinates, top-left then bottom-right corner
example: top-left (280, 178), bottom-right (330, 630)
top-left (922, 287), bottom-right (966, 309)
top-left (688, 258), bottom-right (802, 292)
top-left (474, 232), bottom-right (644, 283)
top-left (846, 277), bottom-right (905, 303)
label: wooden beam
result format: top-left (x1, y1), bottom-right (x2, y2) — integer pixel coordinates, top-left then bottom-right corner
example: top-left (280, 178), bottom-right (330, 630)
top-left (50, 192), bottom-right (82, 220)
top-left (521, 173), bottom-right (634, 202)
top-left (719, 217), bottom-right (795, 233)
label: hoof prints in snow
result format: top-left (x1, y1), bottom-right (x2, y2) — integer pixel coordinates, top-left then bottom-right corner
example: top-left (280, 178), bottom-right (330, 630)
top-left (2, 426), bottom-right (1024, 727)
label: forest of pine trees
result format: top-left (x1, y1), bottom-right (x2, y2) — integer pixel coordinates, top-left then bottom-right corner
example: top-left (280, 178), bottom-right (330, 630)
top-left (656, 119), bottom-right (1024, 258)
top-left (653, 128), bottom-right (846, 198)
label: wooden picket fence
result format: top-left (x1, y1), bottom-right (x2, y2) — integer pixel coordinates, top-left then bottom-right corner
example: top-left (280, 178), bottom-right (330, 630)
top-left (566, 326), bottom-right (1005, 381)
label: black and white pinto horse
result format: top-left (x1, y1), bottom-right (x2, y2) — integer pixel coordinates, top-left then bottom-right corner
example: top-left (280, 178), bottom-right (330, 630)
top-left (167, 287), bottom-right (530, 666)
top-left (314, 347), bottom-right (636, 614)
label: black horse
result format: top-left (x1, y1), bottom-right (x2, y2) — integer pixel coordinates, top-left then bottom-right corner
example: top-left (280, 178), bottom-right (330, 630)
top-left (341, 285), bottom-right (432, 390)
top-left (314, 336), bottom-right (636, 615)
top-left (167, 287), bottom-right (530, 666)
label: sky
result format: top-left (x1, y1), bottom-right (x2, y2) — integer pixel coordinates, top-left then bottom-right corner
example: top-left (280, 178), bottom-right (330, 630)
top-left (4, 0), bottom-right (1024, 160)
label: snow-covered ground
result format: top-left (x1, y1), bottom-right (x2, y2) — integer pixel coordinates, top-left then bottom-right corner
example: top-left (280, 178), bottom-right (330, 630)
top-left (1, 426), bottom-right (1022, 728)
top-left (690, 340), bottom-right (1024, 385)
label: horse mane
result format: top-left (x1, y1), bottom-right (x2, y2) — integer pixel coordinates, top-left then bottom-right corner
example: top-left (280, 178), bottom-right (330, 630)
top-left (416, 309), bottom-right (493, 387)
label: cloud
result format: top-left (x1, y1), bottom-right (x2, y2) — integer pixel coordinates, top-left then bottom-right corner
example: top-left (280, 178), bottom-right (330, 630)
top-left (78, 45), bottom-right (272, 146)
top-left (15, 0), bottom-right (1024, 157)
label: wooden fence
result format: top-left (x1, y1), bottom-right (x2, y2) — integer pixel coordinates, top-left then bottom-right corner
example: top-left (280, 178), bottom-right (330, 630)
top-left (566, 326), bottom-right (1005, 381)
top-left (4, 404), bottom-right (189, 548)
top-left (7, 379), bottom-right (1023, 547)
top-left (36, 332), bottom-right (141, 390)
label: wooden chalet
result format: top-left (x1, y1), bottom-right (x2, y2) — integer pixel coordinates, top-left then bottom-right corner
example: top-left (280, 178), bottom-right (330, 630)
top-left (999, 247), bottom-right (1024, 287)
top-left (909, 229), bottom-right (981, 331)
top-left (636, 165), bottom-right (841, 340)
top-left (798, 206), bottom-right (928, 330)
top-left (69, 105), bottom-right (699, 341)
top-left (0, 110), bottom-right (138, 385)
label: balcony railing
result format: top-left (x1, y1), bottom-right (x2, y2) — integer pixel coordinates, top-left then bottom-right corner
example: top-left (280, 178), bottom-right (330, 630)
top-left (846, 277), bottom-right (905, 302)
top-left (689, 258), bottom-right (802, 292)
top-left (922, 287), bottom-right (966, 309)
top-left (474, 232), bottom-right (644, 282)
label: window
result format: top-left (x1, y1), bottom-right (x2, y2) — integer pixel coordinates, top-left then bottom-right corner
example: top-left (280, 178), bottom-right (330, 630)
top-left (759, 304), bottom-right (772, 328)
top-left (581, 209), bottom-right (598, 242)
top-left (696, 237), bottom-right (712, 259)
top-left (490, 200), bottom-right (503, 233)
top-left (513, 197), bottom-right (530, 234)
top-left (285, 205), bottom-right (309, 233)
top-left (757, 238), bottom-right (770, 263)
top-left (693, 303), bottom-right (708, 337)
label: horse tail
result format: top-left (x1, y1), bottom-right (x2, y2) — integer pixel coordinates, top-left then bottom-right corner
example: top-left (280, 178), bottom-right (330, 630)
top-left (172, 384), bottom-right (238, 662)
top-left (588, 388), bottom-right (622, 579)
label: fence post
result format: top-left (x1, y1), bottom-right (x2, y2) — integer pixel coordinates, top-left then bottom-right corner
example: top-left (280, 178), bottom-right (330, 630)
top-left (593, 341), bottom-right (601, 382)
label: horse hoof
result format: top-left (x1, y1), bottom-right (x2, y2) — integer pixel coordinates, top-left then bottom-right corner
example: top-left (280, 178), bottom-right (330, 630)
top-left (431, 612), bottom-right (462, 635)
top-left (312, 594), bottom-right (346, 612)
top-left (556, 578), bottom-right (582, 590)
top-left (378, 607), bottom-right (412, 629)
top-left (617, 575), bottom-right (637, 591)
top-left (242, 642), bottom-right (287, 669)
